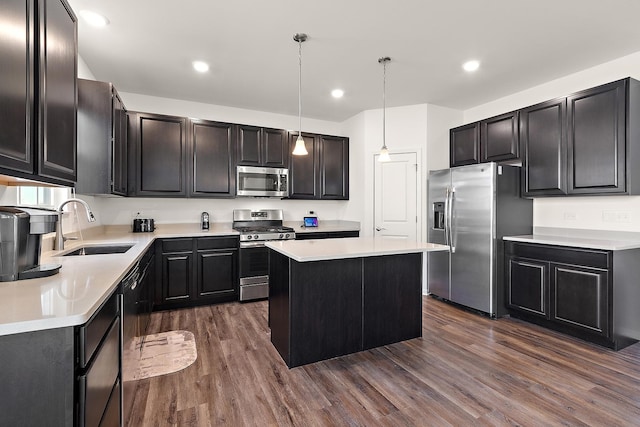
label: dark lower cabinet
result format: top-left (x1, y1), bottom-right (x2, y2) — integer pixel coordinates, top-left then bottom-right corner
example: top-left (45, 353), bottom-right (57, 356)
top-left (363, 253), bottom-right (422, 349)
top-left (505, 241), bottom-right (639, 350)
top-left (0, 286), bottom-right (121, 426)
top-left (507, 257), bottom-right (549, 318)
top-left (551, 264), bottom-right (609, 336)
top-left (269, 250), bottom-right (423, 368)
top-left (155, 236), bottom-right (239, 310)
top-left (0, 0), bottom-right (77, 186)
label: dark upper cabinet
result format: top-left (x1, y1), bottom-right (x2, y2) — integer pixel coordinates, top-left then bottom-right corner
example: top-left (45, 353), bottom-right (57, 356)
top-left (520, 98), bottom-right (567, 197)
top-left (190, 119), bottom-right (235, 197)
top-left (76, 79), bottom-right (127, 196)
top-left (237, 125), bottom-right (287, 167)
top-left (0, 0), bottom-right (34, 175)
top-left (567, 79), bottom-right (628, 195)
top-left (128, 112), bottom-right (188, 197)
top-left (0, 0), bottom-right (77, 186)
top-left (481, 111), bottom-right (519, 163)
top-left (112, 91), bottom-right (128, 195)
top-left (37, 0), bottom-right (77, 184)
top-left (319, 135), bottom-right (349, 200)
top-left (288, 132), bottom-right (349, 200)
top-left (450, 123), bottom-right (480, 167)
top-left (288, 133), bottom-right (318, 199)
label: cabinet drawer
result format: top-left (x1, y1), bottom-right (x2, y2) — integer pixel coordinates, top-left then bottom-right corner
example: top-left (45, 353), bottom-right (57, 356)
top-left (99, 379), bottom-right (120, 427)
top-left (161, 238), bottom-right (193, 252)
top-left (77, 291), bottom-right (118, 368)
top-left (506, 242), bottom-right (610, 269)
top-left (78, 318), bottom-right (120, 427)
top-left (196, 236), bottom-right (238, 250)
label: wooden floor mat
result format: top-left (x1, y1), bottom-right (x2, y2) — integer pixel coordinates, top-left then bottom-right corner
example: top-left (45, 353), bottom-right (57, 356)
top-left (123, 330), bottom-right (197, 381)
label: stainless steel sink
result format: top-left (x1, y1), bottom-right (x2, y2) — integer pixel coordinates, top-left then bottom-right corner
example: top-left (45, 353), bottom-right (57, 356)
top-left (62, 244), bottom-right (134, 256)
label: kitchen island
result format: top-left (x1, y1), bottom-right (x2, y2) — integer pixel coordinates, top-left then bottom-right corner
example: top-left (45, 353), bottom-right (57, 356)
top-left (266, 238), bottom-right (448, 368)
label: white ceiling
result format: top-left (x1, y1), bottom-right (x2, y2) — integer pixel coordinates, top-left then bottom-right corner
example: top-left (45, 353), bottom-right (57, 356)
top-left (67, 0), bottom-right (640, 122)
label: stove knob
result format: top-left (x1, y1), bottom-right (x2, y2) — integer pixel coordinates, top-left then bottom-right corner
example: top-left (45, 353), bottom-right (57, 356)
top-left (247, 235), bottom-right (252, 240)
top-left (254, 234), bottom-right (259, 240)
top-left (285, 233), bottom-right (290, 239)
top-left (279, 233), bottom-right (284, 239)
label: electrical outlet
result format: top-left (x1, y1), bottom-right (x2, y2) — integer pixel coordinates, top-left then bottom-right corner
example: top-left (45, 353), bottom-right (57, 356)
top-left (563, 212), bottom-right (577, 221)
top-left (615, 211), bottom-right (631, 223)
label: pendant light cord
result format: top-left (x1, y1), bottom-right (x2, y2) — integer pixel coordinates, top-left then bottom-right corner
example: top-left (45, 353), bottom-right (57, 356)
top-left (382, 59), bottom-right (386, 149)
top-left (298, 38), bottom-right (302, 138)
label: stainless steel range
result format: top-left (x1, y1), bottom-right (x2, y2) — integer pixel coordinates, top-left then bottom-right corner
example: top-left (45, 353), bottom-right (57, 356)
top-left (233, 209), bottom-right (295, 301)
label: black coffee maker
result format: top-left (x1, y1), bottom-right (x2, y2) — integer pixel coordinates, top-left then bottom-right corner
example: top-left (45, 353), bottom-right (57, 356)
top-left (0, 207), bottom-right (61, 281)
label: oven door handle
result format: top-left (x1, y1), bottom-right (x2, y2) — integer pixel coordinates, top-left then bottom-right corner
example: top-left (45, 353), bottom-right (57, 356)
top-left (240, 241), bottom-right (267, 248)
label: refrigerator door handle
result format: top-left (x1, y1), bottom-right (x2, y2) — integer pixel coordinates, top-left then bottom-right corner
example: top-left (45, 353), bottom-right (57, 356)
top-left (443, 187), bottom-right (450, 247)
top-left (449, 187), bottom-right (456, 253)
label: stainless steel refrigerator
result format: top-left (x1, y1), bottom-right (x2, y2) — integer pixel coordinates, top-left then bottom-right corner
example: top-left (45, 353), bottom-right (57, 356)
top-left (427, 163), bottom-right (532, 317)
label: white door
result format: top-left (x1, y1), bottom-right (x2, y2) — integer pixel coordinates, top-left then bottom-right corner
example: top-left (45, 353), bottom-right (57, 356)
top-left (374, 152), bottom-right (418, 240)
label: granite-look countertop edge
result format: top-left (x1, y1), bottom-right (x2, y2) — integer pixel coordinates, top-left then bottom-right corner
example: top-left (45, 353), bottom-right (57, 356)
top-left (0, 223), bottom-right (239, 337)
top-left (266, 237), bottom-right (448, 262)
top-left (503, 234), bottom-right (640, 251)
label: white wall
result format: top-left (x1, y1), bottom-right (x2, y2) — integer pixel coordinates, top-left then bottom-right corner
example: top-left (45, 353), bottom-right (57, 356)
top-left (462, 50), bottom-right (640, 232)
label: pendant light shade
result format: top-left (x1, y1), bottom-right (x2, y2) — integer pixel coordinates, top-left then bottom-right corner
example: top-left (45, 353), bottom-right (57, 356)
top-left (378, 56), bottom-right (391, 162)
top-left (292, 33), bottom-right (308, 156)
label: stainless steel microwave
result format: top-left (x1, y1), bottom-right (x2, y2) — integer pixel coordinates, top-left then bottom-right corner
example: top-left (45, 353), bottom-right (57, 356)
top-left (236, 166), bottom-right (289, 197)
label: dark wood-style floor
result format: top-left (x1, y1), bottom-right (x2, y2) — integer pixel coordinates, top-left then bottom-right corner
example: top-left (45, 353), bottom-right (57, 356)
top-left (128, 297), bottom-right (640, 426)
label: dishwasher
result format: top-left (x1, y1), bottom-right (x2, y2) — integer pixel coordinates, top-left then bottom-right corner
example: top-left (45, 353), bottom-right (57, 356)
top-left (122, 247), bottom-right (155, 425)
top-left (121, 260), bottom-right (141, 426)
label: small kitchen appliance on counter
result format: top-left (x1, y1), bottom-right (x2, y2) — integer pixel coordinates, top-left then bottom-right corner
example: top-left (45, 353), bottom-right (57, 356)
top-left (0, 207), bottom-right (61, 281)
top-left (201, 212), bottom-right (210, 230)
top-left (132, 218), bottom-right (155, 232)
top-left (232, 209), bottom-right (296, 301)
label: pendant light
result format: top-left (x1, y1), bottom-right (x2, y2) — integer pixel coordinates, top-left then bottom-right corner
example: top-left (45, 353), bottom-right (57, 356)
top-left (378, 56), bottom-right (391, 162)
top-left (292, 33), bottom-right (309, 156)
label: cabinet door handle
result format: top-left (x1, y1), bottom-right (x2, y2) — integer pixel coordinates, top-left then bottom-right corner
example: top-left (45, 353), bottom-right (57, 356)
top-left (375, 227), bottom-right (386, 231)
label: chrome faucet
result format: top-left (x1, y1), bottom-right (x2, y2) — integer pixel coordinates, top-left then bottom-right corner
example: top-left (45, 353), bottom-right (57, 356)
top-left (54, 198), bottom-right (96, 250)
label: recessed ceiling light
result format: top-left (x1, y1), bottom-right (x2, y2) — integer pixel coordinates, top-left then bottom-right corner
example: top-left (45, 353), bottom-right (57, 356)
top-left (331, 89), bottom-right (344, 98)
top-left (463, 60), bottom-right (480, 72)
top-left (79, 10), bottom-right (110, 27)
top-left (192, 61), bottom-right (209, 73)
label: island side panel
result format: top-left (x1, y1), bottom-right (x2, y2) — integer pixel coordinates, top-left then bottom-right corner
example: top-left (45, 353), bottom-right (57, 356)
top-left (269, 250), bottom-right (292, 365)
top-left (0, 327), bottom-right (75, 426)
top-left (289, 258), bottom-right (363, 367)
top-left (363, 253), bottom-right (423, 350)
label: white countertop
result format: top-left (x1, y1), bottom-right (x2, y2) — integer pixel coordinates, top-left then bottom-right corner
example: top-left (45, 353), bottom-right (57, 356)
top-left (504, 234), bottom-right (640, 251)
top-left (0, 223), bottom-right (237, 337)
top-left (265, 237), bottom-right (448, 262)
